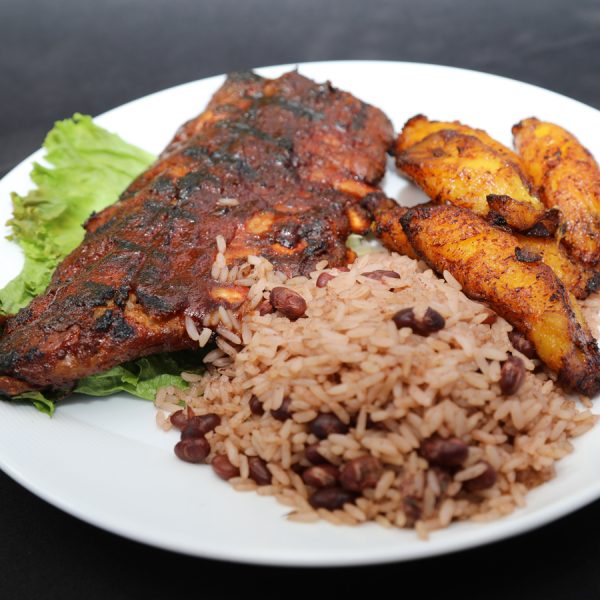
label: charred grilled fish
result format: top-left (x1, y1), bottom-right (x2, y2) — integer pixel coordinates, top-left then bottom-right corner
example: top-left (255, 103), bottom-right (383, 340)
top-left (0, 71), bottom-right (393, 396)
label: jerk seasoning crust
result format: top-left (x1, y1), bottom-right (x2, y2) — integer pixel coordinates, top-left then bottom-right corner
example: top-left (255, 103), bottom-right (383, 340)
top-left (0, 71), bottom-right (393, 396)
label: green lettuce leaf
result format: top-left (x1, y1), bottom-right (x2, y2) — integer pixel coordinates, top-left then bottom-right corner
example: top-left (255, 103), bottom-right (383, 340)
top-left (346, 233), bottom-right (384, 256)
top-left (1, 114), bottom-right (204, 413)
top-left (74, 350), bottom-right (205, 401)
top-left (9, 390), bottom-right (57, 416)
top-left (1, 113), bottom-right (155, 314)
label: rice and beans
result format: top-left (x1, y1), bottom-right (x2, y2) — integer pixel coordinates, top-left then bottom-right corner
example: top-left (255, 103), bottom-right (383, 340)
top-left (155, 237), bottom-right (599, 538)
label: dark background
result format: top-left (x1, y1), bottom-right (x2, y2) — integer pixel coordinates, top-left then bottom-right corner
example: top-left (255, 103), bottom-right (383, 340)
top-left (2, 0), bottom-right (600, 597)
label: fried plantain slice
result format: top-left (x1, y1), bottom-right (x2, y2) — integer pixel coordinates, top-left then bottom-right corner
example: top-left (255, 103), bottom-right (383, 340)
top-left (395, 127), bottom-right (553, 233)
top-left (363, 194), bottom-right (599, 300)
top-left (400, 203), bottom-right (600, 396)
top-left (396, 114), bottom-right (526, 169)
top-left (513, 118), bottom-right (600, 266)
top-left (513, 235), bottom-right (600, 300)
top-left (361, 193), bottom-right (416, 259)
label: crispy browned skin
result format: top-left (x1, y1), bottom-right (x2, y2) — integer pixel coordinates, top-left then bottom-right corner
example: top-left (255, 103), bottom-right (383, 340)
top-left (0, 71), bottom-right (393, 396)
top-left (395, 116), bottom-right (556, 234)
top-left (400, 203), bottom-right (600, 396)
top-left (513, 118), bottom-right (600, 266)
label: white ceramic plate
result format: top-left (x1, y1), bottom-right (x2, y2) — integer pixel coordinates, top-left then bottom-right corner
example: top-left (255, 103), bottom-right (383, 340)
top-left (1, 60), bottom-right (599, 567)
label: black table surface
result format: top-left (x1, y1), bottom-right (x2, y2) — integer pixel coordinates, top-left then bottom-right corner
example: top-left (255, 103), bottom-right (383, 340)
top-left (2, 0), bottom-right (600, 597)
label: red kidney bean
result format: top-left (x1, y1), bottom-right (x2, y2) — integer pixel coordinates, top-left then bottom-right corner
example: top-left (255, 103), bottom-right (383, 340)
top-left (508, 330), bottom-right (537, 358)
top-left (337, 266), bottom-right (351, 272)
top-left (339, 456), bottom-right (383, 492)
top-left (290, 462), bottom-right (305, 474)
top-left (270, 287), bottom-right (307, 320)
top-left (181, 425), bottom-right (205, 440)
top-left (392, 307), bottom-right (445, 336)
top-left (316, 272), bottom-right (336, 288)
top-left (258, 299), bottom-right (275, 316)
top-left (211, 455), bottom-right (240, 480)
top-left (174, 437), bottom-right (210, 463)
top-left (169, 410), bottom-right (188, 431)
top-left (249, 395), bottom-right (264, 416)
top-left (309, 413), bottom-right (349, 439)
top-left (392, 307), bottom-right (418, 330)
top-left (419, 435), bottom-right (469, 468)
top-left (271, 396), bottom-right (292, 421)
top-left (248, 457), bottom-right (272, 485)
top-left (187, 413), bottom-right (221, 435)
top-left (361, 269), bottom-right (401, 281)
top-left (421, 307), bottom-right (445, 333)
top-left (309, 487), bottom-right (356, 509)
top-left (305, 443), bottom-right (328, 465)
top-left (464, 462), bottom-right (497, 492)
top-left (302, 465), bottom-right (339, 488)
top-left (500, 356), bottom-right (526, 395)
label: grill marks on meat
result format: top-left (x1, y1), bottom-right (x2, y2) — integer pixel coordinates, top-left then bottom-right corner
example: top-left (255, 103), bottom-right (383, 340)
top-left (0, 71), bottom-right (393, 395)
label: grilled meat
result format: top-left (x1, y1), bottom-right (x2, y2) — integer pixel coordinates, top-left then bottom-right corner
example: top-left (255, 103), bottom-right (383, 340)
top-left (0, 71), bottom-right (393, 396)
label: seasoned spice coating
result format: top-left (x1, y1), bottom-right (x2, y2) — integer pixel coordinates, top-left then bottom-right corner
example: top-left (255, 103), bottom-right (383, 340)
top-left (0, 71), bottom-right (393, 395)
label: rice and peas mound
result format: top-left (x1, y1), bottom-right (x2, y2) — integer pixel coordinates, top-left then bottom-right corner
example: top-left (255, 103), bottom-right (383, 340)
top-left (155, 237), bottom-right (599, 538)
